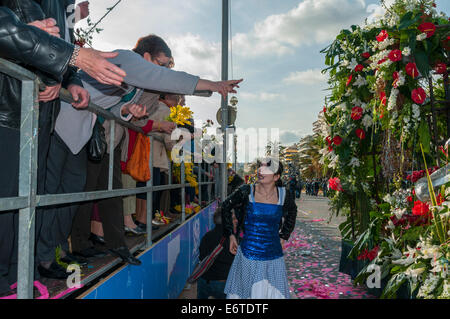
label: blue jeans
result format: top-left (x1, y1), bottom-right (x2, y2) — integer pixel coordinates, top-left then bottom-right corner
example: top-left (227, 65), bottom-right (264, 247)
top-left (197, 277), bottom-right (227, 299)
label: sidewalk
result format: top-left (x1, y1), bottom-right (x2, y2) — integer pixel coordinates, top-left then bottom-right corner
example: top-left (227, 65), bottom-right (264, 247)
top-left (285, 194), bottom-right (374, 299)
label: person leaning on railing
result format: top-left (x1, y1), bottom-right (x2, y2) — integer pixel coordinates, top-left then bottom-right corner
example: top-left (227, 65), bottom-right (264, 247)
top-left (70, 34), bottom-right (243, 266)
top-left (0, 5), bottom-right (127, 296)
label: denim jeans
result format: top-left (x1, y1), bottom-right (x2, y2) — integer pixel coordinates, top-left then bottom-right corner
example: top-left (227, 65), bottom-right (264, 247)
top-left (197, 277), bottom-right (227, 299)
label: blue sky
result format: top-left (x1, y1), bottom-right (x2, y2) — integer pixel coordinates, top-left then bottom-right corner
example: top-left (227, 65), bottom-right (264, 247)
top-left (76, 0), bottom-right (450, 151)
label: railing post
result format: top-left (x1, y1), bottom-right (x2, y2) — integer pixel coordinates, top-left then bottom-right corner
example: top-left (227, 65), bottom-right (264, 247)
top-left (181, 160), bottom-right (186, 223)
top-left (198, 164), bottom-right (202, 206)
top-left (17, 79), bottom-right (39, 299)
top-left (146, 135), bottom-right (154, 248)
top-left (108, 120), bottom-right (116, 191)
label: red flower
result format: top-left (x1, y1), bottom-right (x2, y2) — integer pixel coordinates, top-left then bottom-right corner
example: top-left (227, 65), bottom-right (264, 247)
top-left (393, 71), bottom-right (400, 88)
top-left (378, 57), bottom-right (387, 65)
top-left (355, 128), bottom-right (365, 140)
top-left (323, 106), bottom-right (327, 113)
top-left (357, 246), bottom-right (379, 261)
top-left (351, 106), bottom-right (363, 120)
top-left (437, 193), bottom-right (444, 206)
top-left (354, 64), bottom-right (364, 72)
top-left (412, 201), bottom-right (430, 216)
top-left (328, 177), bottom-right (343, 192)
top-left (407, 196), bottom-right (413, 202)
top-left (418, 22), bottom-right (436, 38)
top-left (326, 136), bottom-right (332, 145)
top-left (328, 145), bottom-right (333, 152)
top-left (380, 91), bottom-right (387, 106)
top-left (362, 52), bottom-right (371, 59)
top-left (412, 87), bottom-right (427, 104)
top-left (434, 63), bottom-right (447, 74)
top-left (388, 49), bottom-right (402, 62)
top-left (74, 39), bottom-right (86, 47)
top-left (367, 246), bottom-right (379, 261)
top-left (376, 30), bottom-right (388, 42)
top-left (333, 136), bottom-right (342, 146)
top-left (406, 62), bottom-right (419, 78)
top-left (346, 74), bottom-right (353, 87)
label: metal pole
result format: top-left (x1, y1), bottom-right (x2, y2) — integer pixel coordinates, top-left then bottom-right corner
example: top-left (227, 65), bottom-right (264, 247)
top-left (17, 79), bottom-right (39, 299)
top-left (220, 0), bottom-right (229, 202)
top-left (146, 135), bottom-right (154, 248)
top-left (108, 120), bottom-right (115, 190)
top-left (181, 160), bottom-right (186, 223)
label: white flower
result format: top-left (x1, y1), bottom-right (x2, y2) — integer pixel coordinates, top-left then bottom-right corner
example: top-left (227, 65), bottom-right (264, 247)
top-left (393, 208), bottom-right (406, 220)
top-left (405, 267), bottom-right (426, 280)
top-left (362, 114), bottom-right (373, 129)
top-left (353, 75), bottom-right (367, 88)
top-left (388, 88), bottom-right (399, 111)
top-left (351, 97), bottom-right (362, 106)
top-left (392, 246), bottom-right (417, 266)
top-left (341, 59), bottom-right (349, 67)
top-left (402, 47), bottom-right (411, 57)
top-left (412, 104), bottom-right (420, 120)
top-left (349, 157), bottom-right (360, 168)
top-left (347, 58), bottom-right (358, 71)
top-left (417, 33), bottom-right (427, 41)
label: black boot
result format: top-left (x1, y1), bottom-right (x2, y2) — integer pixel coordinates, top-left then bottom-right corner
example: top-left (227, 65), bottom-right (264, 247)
top-left (109, 247), bottom-right (141, 266)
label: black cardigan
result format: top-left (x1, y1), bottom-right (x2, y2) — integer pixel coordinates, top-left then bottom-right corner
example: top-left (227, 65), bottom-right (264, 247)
top-left (221, 184), bottom-right (297, 241)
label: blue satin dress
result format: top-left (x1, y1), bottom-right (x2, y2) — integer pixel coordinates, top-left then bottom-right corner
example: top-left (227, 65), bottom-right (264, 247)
top-left (224, 185), bottom-right (291, 299)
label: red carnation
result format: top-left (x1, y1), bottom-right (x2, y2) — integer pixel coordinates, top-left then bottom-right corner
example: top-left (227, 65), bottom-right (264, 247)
top-left (412, 87), bottom-right (427, 104)
top-left (407, 196), bottom-right (413, 202)
top-left (406, 62), bottom-right (419, 78)
top-left (380, 91), bottom-right (387, 106)
top-left (434, 63), bottom-right (447, 74)
top-left (418, 22), bottom-right (436, 38)
top-left (346, 74), bottom-right (353, 87)
top-left (328, 145), bottom-right (333, 152)
top-left (351, 106), bottom-right (363, 120)
top-left (354, 64), bottom-right (364, 72)
top-left (362, 52), bottom-right (371, 59)
top-left (328, 177), bottom-right (343, 192)
top-left (333, 136), bottom-right (342, 146)
top-left (388, 49), bottom-right (402, 62)
top-left (355, 128), bottom-right (365, 140)
top-left (412, 200), bottom-right (430, 216)
top-left (376, 30), bottom-right (388, 42)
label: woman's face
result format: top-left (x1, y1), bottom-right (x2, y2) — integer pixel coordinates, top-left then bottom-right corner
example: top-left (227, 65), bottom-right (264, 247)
top-left (257, 161), bottom-right (280, 186)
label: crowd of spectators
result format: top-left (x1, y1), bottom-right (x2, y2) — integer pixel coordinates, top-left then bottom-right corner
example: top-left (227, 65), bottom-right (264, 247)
top-left (0, 0), bottom-right (242, 297)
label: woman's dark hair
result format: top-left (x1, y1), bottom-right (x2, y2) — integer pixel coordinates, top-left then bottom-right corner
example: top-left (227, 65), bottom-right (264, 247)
top-left (256, 157), bottom-right (284, 187)
top-left (133, 34), bottom-right (172, 58)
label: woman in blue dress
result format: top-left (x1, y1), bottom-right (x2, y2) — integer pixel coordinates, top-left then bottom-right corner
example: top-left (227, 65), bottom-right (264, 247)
top-left (221, 158), bottom-right (297, 299)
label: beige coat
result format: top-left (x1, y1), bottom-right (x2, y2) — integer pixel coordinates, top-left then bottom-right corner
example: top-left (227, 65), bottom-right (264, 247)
top-left (146, 101), bottom-right (176, 172)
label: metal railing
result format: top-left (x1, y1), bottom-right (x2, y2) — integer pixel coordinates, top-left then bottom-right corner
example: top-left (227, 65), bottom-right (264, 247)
top-left (0, 58), bottom-right (218, 299)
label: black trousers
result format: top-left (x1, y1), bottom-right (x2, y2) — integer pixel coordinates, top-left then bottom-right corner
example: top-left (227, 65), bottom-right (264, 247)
top-left (71, 147), bottom-right (126, 252)
top-left (0, 101), bottom-right (55, 291)
top-left (0, 126), bottom-right (20, 293)
top-left (35, 132), bottom-right (87, 263)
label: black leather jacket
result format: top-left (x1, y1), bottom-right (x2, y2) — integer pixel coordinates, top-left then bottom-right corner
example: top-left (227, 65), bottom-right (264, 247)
top-left (221, 184), bottom-right (297, 241)
top-left (0, 2), bottom-right (74, 130)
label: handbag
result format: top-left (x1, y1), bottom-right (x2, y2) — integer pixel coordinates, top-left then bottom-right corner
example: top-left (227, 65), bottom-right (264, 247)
top-left (187, 237), bottom-right (226, 284)
top-left (126, 132), bottom-right (151, 182)
top-left (87, 120), bottom-right (107, 162)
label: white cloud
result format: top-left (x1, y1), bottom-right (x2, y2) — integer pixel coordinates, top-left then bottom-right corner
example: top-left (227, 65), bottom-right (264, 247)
top-left (166, 33), bottom-right (221, 80)
top-left (233, 0), bottom-right (368, 57)
top-left (239, 92), bottom-right (283, 101)
top-left (283, 68), bottom-right (327, 85)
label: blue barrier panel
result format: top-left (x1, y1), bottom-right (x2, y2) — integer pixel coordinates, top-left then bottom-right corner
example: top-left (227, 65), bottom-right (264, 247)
top-left (83, 201), bottom-right (218, 299)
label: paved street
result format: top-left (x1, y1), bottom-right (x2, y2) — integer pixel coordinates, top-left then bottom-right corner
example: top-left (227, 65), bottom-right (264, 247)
top-left (285, 193), bottom-right (374, 299)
